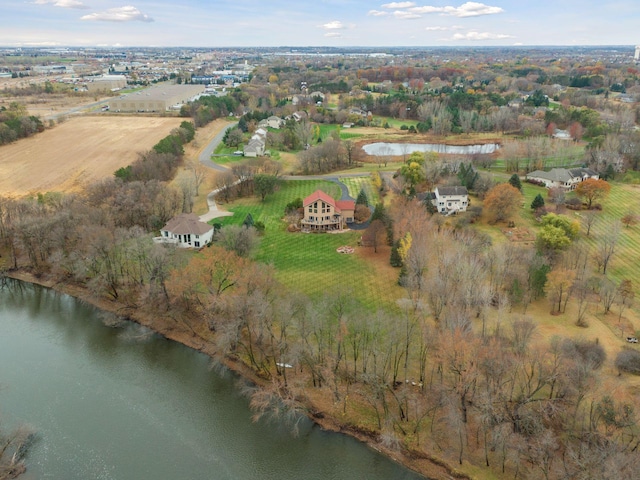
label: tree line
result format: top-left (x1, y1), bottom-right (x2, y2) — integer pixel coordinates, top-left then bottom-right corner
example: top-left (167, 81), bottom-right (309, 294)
top-left (2, 171), bottom-right (638, 478)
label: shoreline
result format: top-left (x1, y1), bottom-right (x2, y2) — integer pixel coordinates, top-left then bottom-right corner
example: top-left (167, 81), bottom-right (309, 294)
top-left (5, 269), bottom-right (471, 480)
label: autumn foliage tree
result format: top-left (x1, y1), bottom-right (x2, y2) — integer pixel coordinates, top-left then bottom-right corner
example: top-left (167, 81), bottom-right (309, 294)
top-left (575, 178), bottom-right (611, 209)
top-left (483, 183), bottom-right (523, 224)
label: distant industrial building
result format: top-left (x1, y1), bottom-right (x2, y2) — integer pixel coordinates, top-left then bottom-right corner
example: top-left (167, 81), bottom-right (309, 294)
top-left (109, 83), bottom-right (205, 112)
top-left (635, 46), bottom-right (640, 61)
top-left (85, 74), bottom-right (127, 92)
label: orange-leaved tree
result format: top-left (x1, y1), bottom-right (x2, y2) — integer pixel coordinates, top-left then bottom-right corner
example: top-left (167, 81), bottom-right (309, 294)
top-left (575, 178), bottom-right (611, 209)
top-left (483, 183), bottom-right (523, 224)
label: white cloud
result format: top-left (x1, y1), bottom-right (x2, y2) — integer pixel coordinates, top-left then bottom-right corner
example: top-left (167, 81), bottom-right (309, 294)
top-left (394, 10), bottom-right (422, 19)
top-left (445, 2), bottom-right (504, 17)
top-left (320, 20), bottom-right (346, 30)
top-left (367, 10), bottom-right (388, 16)
top-left (81, 6), bottom-right (154, 22)
top-left (452, 30), bottom-right (514, 40)
top-left (381, 2), bottom-right (416, 8)
top-left (408, 2), bottom-right (504, 17)
top-left (409, 6), bottom-right (442, 14)
top-left (34, 0), bottom-right (88, 9)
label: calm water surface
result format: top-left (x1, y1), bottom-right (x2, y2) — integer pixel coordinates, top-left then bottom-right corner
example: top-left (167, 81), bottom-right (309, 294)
top-left (0, 280), bottom-right (426, 480)
top-left (363, 142), bottom-right (499, 156)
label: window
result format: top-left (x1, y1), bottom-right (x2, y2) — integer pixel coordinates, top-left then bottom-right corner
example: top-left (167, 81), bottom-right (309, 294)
top-left (195, 241), bottom-right (200, 247)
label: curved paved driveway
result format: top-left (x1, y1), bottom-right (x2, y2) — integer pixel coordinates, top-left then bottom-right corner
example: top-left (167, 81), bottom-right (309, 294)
top-left (198, 121), bottom-right (238, 172)
top-left (197, 124), bottom-right (377, 222)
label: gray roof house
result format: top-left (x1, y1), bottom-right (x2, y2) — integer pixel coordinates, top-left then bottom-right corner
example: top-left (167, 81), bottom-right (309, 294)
top-left (526, 168), bottom-right (599, 190)
top-left (156, 213), bottom-right (214, 248)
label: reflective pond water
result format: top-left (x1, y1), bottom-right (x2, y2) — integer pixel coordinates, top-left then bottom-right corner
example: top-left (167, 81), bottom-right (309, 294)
top-left (363, 142), bottom-right (499, 156)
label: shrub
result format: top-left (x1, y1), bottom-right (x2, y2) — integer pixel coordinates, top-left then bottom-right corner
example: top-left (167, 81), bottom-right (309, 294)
top-left (561, 338), bottom-right (606, 370)
top-left (615, 349), bottom-right (640, 375)
top-left (285, 197), bottom-right (303, 213)
top-left (354, 204), bottom-right (371, 223)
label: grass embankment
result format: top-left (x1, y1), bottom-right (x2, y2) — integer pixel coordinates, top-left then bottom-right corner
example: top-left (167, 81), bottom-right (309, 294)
top-left (215, 179), bottom-right (404, 310)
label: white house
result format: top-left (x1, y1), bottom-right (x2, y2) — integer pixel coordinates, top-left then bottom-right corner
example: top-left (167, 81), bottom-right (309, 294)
top-left (243, 128), bottom-right (267, 157)
top-left (525, 168), bottom-right (599, 190)
top-left (432, 186), bottom-right (469, 214)
top-left (552, 129), bottom-right (571, 140)
top-left (157, 213), bottom-right (214, 248)
top-left (266, 116), bottom-right (284, 129)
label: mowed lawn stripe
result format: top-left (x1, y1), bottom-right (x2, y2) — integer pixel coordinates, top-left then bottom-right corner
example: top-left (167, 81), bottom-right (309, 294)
top-left (213, 180), bottom-right (401, 309)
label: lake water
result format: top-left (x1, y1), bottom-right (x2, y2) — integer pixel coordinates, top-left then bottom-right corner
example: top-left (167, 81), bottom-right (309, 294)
top-left (0, 280), bottom-right (426, 480)
top-left (363, 142), bottom-right (499, 156)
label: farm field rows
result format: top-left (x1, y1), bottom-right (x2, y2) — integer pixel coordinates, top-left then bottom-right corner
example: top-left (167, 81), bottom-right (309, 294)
top-left (0, 115), bottom-right (182, 197)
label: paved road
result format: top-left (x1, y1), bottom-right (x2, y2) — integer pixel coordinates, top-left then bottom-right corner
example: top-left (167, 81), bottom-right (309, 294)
top-left (198, 122), bottom-right (238, 172)
top-left (196, 124), bottom-right (381, 223)
top-left (44, 98), bottom-right (111, 122)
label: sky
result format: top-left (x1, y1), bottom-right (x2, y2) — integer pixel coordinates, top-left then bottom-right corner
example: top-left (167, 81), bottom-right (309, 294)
top-left (1, 0), bottom-right (639, 48)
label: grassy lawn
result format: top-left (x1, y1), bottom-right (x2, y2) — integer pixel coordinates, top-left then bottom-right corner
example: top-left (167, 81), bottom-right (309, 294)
top-left (373, 116), bottom-right (419, 129)
top-left (578, 183), bottom-right (640, 286)
top-left (316, 123), bottom-right (365, 141)
top-left (215, 180), bottom-right (403, 310)
top-left (339, 176), bottom-right (378, 204)
top-left (475, 180), bottom-right (640, 299)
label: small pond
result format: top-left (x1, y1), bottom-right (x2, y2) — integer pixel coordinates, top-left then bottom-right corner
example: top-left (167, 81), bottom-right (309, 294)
top-left (362, 142), bottom-right (499, 156)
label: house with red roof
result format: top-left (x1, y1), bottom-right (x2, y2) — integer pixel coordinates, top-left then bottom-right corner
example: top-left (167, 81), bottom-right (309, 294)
top-left (301, 190), bottom-right (355, 231)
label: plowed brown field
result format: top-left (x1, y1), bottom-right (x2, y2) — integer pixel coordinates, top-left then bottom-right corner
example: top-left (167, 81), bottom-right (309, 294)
top-left (0, 116), bottom-right (182, 197)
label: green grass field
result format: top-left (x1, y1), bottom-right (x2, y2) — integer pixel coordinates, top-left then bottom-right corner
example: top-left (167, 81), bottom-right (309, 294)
top-left (339, 176), bottom-right (378, 204)
top-left (316, 124), bottom-right (365, 141)
top-left (372, 116), bottom-right (419, 129)
top-left (215, 180), bottom-right (403, 309)
top-left (577, 184), bottom-right (640, 286)
top-left (496, 182), bottom-right (640, 296)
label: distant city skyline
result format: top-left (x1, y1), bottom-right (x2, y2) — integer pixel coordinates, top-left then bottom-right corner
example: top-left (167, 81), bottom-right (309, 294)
top-left (1, 1), bottom-right (639, 48)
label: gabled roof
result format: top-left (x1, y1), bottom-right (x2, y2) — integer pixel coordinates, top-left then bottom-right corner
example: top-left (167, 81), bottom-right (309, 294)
top-left (527, 168), bottom-right (572, 183)
top-left (247, 137), bottom-right (264, 147)
top-left (436, 186), bottom-right (468, 196)
top-left (161, 213), bottom-right (213, 235)
top-left (568, 167), bottom-right (598, 177)
top-left (304, 190), bottom-right (336, 208)
top-left (336, 200), bottom-right (355, 212)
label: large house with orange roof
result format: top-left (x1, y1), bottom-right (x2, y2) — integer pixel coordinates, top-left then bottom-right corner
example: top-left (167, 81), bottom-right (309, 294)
top-left (301, 190), bottom-right (355, 231)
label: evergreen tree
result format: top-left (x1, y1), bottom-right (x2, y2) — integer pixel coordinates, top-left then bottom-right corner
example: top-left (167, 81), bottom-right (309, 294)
top-left (243, 213), bottom-right (254, 228)
top-left (509, 173), bottom-right (523, 191)
top-left (531, 193), bottom-right (545, 210)
top-left (603, 163), bottom-right (616, 181)
top-left (457, 162), bottom-right (479, 190)
top-left (356, 188), bottom-right (369, 206)
top-left (390, 240), bottom-right (403, 267)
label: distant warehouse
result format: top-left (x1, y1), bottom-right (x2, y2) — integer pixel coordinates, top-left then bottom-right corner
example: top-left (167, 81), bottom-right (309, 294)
top-left (109, 83), bottom-right (205, 113)
top-left (85, 75), bottom-right (127, 93)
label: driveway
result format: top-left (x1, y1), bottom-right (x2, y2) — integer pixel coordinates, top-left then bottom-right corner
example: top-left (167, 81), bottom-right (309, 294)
top-left (199, 122), bottom-right (237, 172)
